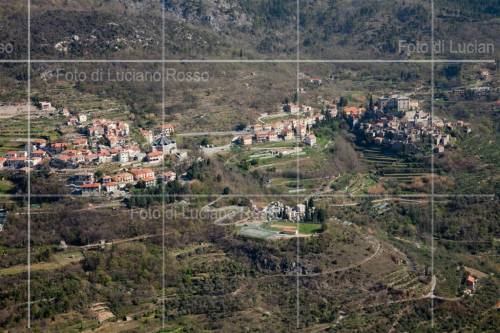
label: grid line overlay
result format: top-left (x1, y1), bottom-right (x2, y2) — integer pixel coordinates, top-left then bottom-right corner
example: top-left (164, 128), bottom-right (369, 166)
top-left (15, 0), bottom-right (495, 330)
top-left (27, 0), bottom-right (32, 328)
top-left (295, 0), bottom-right (301, 328)
top-left (430, 0), bottom-right (436, 326)
top-left (1, 59), bottom-right (495, 64)
top-left (161, 1), bottom-right (167, 329)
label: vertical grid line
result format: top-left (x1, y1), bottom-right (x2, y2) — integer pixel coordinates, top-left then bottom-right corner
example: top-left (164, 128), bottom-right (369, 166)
top-left (430, 0), bottom-right (436, 328)
top-left (296, 0), bottom-right (301, 329)
top-left (161, 0), bottom-right (166, 329)
top-left (27, 0), bottom-right (31, 329)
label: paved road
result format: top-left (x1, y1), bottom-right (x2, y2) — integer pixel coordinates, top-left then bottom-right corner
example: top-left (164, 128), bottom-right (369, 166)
top-left (80, 232), bottom-right (172, 250)
top-left (177, 131), bottom-right (246, 137)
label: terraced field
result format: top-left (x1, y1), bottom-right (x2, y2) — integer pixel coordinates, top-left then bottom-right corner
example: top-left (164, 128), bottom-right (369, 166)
top-left (0, 82), bottom-right (130, 154)
top-left (356, 146), bottom-right (430, 191)
top-left (384, 268), bottom-right (428, 298)
top-left (32, 83), bottom-right (128, 120)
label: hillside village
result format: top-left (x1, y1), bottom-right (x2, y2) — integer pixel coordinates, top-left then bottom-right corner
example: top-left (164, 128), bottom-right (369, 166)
top-left (0, 0), bottom-right (498, 331)
top-left (346, 94), bottom-right (472, 154)
top-left (0, 86), bottom-right (474, 198)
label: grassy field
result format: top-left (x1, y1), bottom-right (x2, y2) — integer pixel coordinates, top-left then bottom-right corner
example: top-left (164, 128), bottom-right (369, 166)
top-left (0, 179), bottom-right (15, 193)
top-left (0, 251), bottom-right (83, 276)
top-left (265, 221), bottom-right (323, 235)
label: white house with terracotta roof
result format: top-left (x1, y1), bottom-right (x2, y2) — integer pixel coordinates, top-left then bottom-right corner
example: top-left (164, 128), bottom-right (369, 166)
top-left (309, 77), bottom-right (322, 85)
top-left (160, 123), bottom-right (175, 136)
top-left (147, 151), bottom-right (164, 163)
top-left (113, 172), bottom-right (134, 187)
top-left (103, 182), bottom-right (118, 193)
top-left (130, 168), bottom-right (155, 181)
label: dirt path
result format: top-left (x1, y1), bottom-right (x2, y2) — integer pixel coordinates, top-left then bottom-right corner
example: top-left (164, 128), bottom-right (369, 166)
top-left (254, 234), bottom-right (382, 282)
top-left (300, 235), bottom-right (381, 277)
top-left (0, 232), bottom-right (172, 276)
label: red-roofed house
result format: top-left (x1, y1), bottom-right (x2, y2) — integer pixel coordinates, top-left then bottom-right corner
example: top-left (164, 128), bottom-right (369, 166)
top-left (6, 151), bottom-right (27, 159)
top-left (72, 137), bottom-right (88, 148)
top-left (51, 142), bottom-right (69, 153)
top-left (466, 275), bottom-right (476, 290)
top-left (309, 77), bottom-right (322, 85)
top-left (113, 172), bottom-right (134, 187)
top-left (31, 150), bottom-right (47, 158)
top-left (80, 183), bottom-right (101, 195)
top-left (31, 138), bottom-right (47, 148)
top-left (103, 182), bottom-right (118, 192)
top-left (344, 106), bottom-right (362, 116)
top-left (142, 176), bottom-right (156, 187)
top-left (130, 168), bottom-right (155, 181)
top-left (147, 151), bottom-right (164, 163)
top-left (160, 123), bottom-right (175, 136)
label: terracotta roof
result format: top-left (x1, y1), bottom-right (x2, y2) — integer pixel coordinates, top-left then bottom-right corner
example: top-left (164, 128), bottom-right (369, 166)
top-left (130, 168), bottom-right (154, 176)
top-left (344, 106), bottom-right (361, 115)
top-left (147, 151), bottom-right (163, 157)
top-left (80, 183), bottom-right (100, 189)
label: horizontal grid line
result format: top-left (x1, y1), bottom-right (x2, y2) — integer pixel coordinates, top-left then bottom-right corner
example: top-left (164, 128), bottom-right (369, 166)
top-left (1, 193), bottom-right (496, 198)
top-left (0, 59), bottom-right (496, 64)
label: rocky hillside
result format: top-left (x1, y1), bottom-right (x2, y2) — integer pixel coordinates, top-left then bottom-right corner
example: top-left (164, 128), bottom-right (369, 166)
top-left (1, 0), bottom-right (498, 61)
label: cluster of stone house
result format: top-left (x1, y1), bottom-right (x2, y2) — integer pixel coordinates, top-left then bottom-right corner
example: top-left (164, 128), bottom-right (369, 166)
top-left (264, 201), bottom-right (307, 222)
top-left (52, 144), bottom-right (146, 168)
top-left (87, 119), bottom-right (130, 147)
top-left (75, 168), bottom-right (177, 195)
top-left (236, 105), bottom-right (324, 147)
top-left (0, 107), bottom-right (185, 197)
top-left (139, 124), bottom-right (178, 159)
top-left (377, 94), bottom-right (419, 112)
top-left (0, 139), bottom-right (49, 170)
top-left (345, 95), bottom-right (471, 154)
